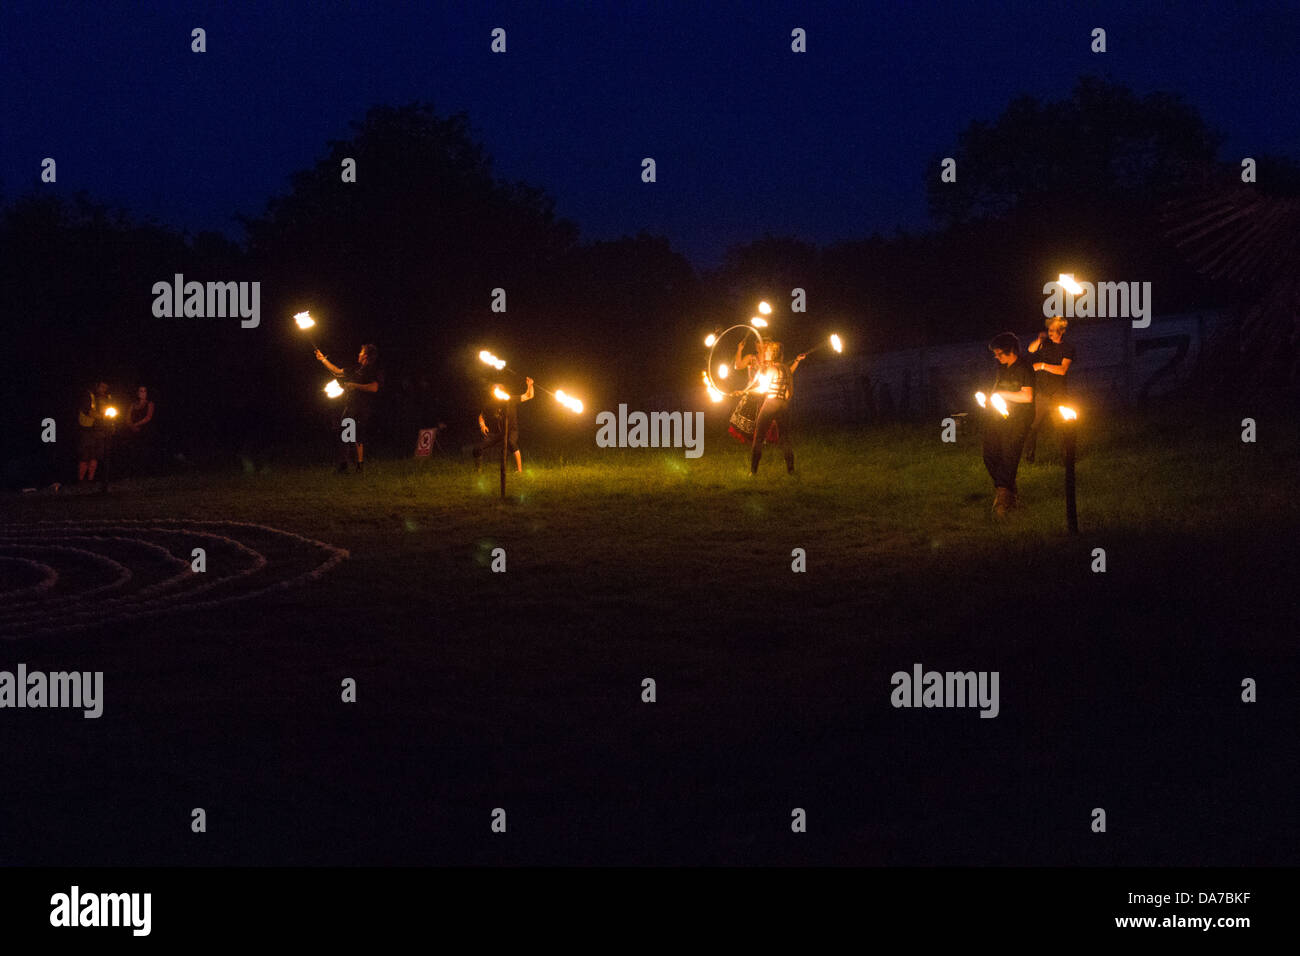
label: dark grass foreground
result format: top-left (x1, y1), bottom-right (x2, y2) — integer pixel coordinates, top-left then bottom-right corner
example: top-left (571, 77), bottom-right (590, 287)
top-left (1, 408), bottom-right (1297, 865)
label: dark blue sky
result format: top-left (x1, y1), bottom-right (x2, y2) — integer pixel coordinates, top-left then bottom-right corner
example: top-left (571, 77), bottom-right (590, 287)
top-left (3, 0), bottom-right (1297, 268)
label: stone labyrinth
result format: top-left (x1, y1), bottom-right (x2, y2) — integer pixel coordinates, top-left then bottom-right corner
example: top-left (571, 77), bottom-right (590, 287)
top-left (0, 519), bottom-right (349, 638)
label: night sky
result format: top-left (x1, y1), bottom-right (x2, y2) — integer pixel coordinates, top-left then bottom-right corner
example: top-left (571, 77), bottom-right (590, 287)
top-left (2, 0), bottom-right (1298, 268)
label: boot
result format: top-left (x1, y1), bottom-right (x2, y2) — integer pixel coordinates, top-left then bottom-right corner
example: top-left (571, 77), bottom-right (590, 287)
top-left (992, 487), bottom-right (1012, 517)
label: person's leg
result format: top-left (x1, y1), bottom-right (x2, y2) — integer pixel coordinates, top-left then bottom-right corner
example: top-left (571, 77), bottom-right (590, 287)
top-left (1003, 420), bottom-right (1030, 495)
top-left (750, 399), bottom-right (778, 473)
top-left (474, 433), bottom-right (503, 471)
top-left (1024, 401), bottom-right (1050, 462)
top-left (982, 423), bottom-right (1001, 490)
top-left (774, 403), bottom-right (794, 473)
top-left (78, 459), bottom-right (88, 481)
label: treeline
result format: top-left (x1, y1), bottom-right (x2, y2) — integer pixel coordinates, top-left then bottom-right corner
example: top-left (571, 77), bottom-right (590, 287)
top-left (5, 77), bottom-right (1291, 482)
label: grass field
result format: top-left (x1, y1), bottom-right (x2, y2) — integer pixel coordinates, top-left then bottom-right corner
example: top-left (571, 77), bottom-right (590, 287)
top-left (2, 406), bottom-right (1297, 865)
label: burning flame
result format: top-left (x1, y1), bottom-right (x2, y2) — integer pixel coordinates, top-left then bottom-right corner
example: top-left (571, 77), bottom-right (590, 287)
top-left (492, 386), bottom-right (511, 402)
top-left (717, 363), bottom-right (729, 380)
top-left (989, 393), bottom-right (1010, 417)
top-left (830, 334), bottom-right (843, 353)
top-left (103, 406), bottom-right (118, 418)
top-left (294, 311), bottom-right (315, 330)
top-left (750, 317), bottom-right (768, 328)
top-left (703, 371), bottom-right (724, 403)
top-left (755, 372), bottom-right (773, 393)
top-left (1058, 273), bottom-right (1083, 295)
top-left (324, 380), bottom-right (344, 399)
top-left (555, 389), bottom-right (584, 413)
top-left (975, 391), bottom-right (987, 408)
top-left (704, 333), bottom-right (717, 347)
top-left (479, 350), bottom-right (507, 370)
top-left (758, 301), bottom-right (772, 315)
top-left (1058, 405), bottom-right (1078, 421)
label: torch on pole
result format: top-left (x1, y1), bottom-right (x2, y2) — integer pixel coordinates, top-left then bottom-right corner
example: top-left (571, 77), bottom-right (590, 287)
top-left (1059, 405), bottom-right (1079, 534)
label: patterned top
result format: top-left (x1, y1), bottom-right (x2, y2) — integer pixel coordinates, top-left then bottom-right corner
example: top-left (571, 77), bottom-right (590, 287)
top-left (758, 361), bottom-right (794, 400)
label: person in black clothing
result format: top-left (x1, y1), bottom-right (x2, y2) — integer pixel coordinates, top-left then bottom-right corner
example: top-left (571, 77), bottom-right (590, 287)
top-left (981, 332), bottom-right (1035, 517)
top-left (1024, 316), bottom-right (1076, 462)
top-left (474, 378), bottom-right (534, 472)
top-left (316, 343), bottom-right (383, 473)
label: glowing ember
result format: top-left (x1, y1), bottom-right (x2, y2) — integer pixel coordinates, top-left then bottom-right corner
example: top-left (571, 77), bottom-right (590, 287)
top-left (294, 311), bottom-right (315, 330)
top-left (702, 371), bottom-right (725, 403)
top-left (324, 380), bottom-right (344, 399)
top-left (479, 350), bottom-right (507, 370)
top-left (989, 393), bottom-right (1010, 417)
top-left (1058, 405), bottom-right (1078, 421)
top-left (830, 334), bottom-right (843, 353)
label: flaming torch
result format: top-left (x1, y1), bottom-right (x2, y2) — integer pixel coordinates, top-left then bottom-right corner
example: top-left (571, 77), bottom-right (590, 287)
top-left (479, 350), bottom-right (583, 415)
top-left (989, 393), bottom-right (1010, 418)
top-left (294, 311), bottom-right (319, 349)
top-left (799, 333), bottom-right (845, 358)
top-left (103, 406), bottom-right (118, 419)
top-left (324, 379), bottom-right (344, 399)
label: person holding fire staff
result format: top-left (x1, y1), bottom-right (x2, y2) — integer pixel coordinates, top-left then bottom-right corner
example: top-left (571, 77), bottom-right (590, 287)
top-left (980, 333), bottom-right (1035, 516)
top-left (734, 338), bottom-right (805, 476)
top-left (315, 343), bottom-right (383, 474)
top-left (1023, 315), bottom-right (1075, 463)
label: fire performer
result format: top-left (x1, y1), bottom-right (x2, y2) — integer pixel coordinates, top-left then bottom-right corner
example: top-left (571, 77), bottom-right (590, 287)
top-left (316, 344), bottom-right (383, 473)
top-left (474, 377), bottom-right (534, 473)
top-left (734, 339), bottom-right (805, 475)
top-left (1024, 316), bottom-right (1075, 462)
top-left (981, 333), bottom-right (1035, 516)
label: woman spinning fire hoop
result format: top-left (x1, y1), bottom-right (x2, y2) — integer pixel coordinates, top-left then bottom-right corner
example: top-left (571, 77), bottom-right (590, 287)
top-left (734, 338), bottom-right (806, 475)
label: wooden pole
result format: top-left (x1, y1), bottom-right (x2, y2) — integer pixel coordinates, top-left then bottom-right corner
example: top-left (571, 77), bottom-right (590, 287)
top-left (1064, 421), bottom-right (1078, 534)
